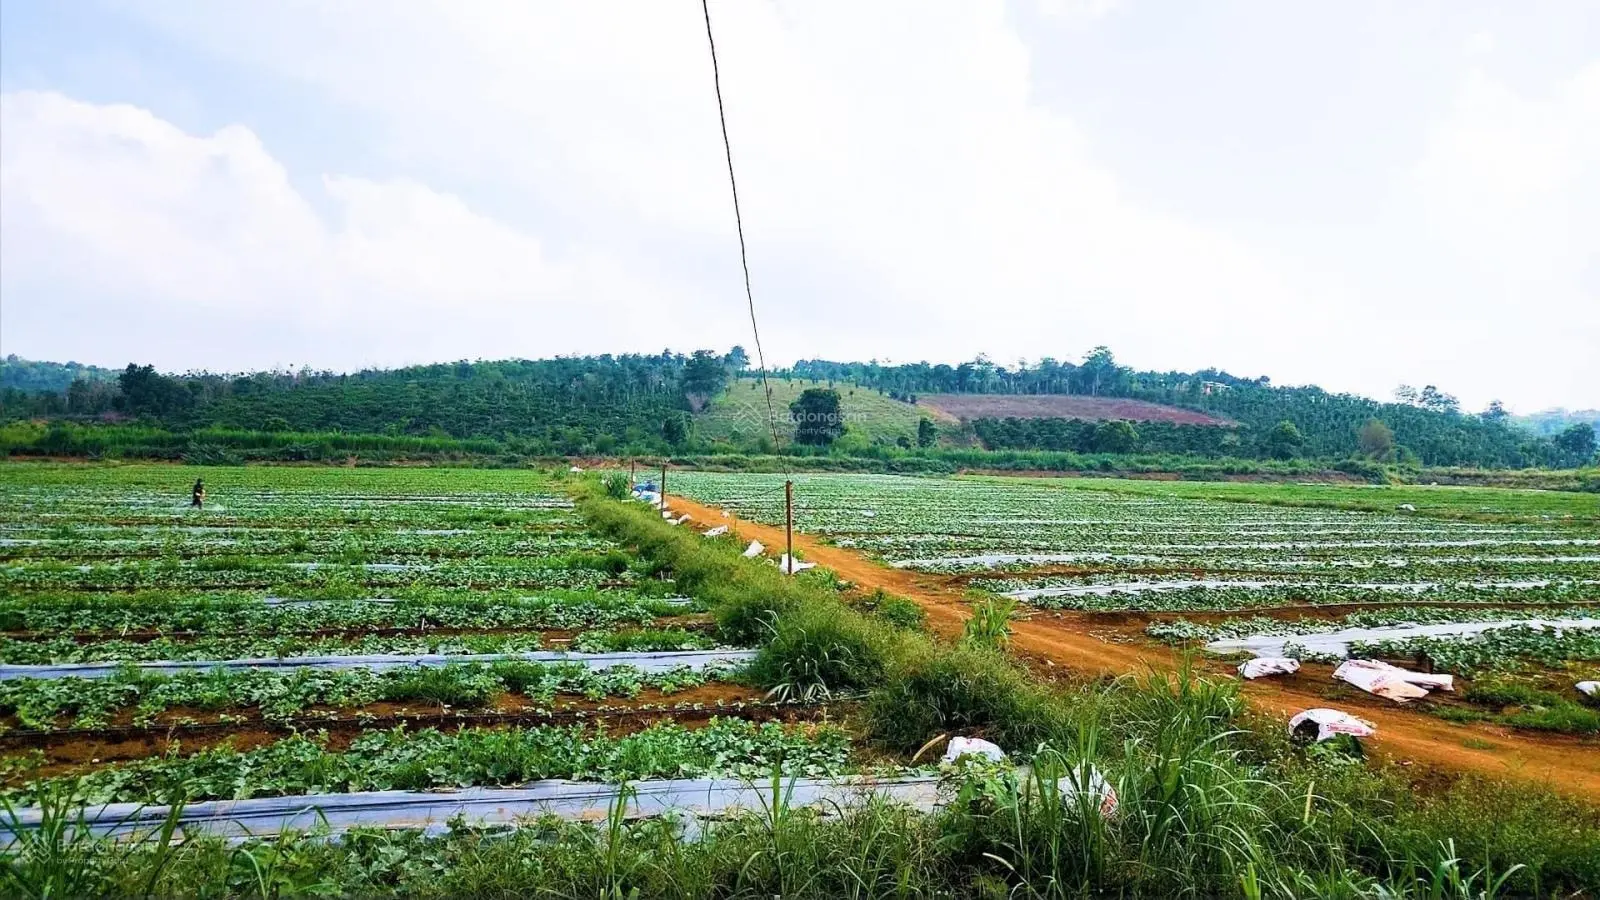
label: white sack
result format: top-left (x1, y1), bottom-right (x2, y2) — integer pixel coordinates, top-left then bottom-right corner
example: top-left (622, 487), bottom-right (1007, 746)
top-left (702, 526), bottom-right (729, 537)
top-left (941, 737), bottom-right (1006, 764)
top-left (1577, 681), bottom-right (1600, 698)
top-left (1289, 708), bottom-right (1377, 742)
top-left (742, 541), bottom-right (764, 558)
top-left (1334, 659), bottom-right (1453, 703)
top-left (1239, 658), bottom-right (1300, 680)
top-left (1064, 765), bottom-right (1120, 819)
top-left (776, 554), bottom-right (817, 574)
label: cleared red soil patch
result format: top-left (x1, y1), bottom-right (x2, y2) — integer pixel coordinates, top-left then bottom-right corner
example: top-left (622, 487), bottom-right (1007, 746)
top-left (919, 394), bottom-right (1232, 425)
top-left (664, 493), bottom-right (1600, 803)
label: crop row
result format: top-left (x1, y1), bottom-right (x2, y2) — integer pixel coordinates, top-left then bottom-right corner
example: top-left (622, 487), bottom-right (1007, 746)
top-left (971, 577), bottom-right (1598, 613)
top-left (0, 627), bottom-right (716, 665)
top-left (0, 530), bottom-right (615, 561)
top-left (0, 661), bottom-right (729, 731)
top-left (1144, 605), bottom-right (1600, 644)
top-left (1349, 625), bottom-right (1600, 676)
top-left (2, 718), bottom-right (865, 807)
top-left (0, 491), bottom-right (578, 528)
top-left (0, 589), bottom-right (690, 635)
top-left (882, 550), bottom-right (1600, 578)
top-left (0, 554), bottom-right (638, 591)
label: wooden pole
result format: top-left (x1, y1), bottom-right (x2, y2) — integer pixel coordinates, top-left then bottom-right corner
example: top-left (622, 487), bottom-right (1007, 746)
top-left (629, 459), bottom-right (636, 485)
top-left (660, 461), bottom-right (668, 510)
top-left (784, 479), bottom-right (794, 574)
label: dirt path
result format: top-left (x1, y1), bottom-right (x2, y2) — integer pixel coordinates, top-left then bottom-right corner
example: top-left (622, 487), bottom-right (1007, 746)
top-left (666, 494), bottom-right (1600, 802)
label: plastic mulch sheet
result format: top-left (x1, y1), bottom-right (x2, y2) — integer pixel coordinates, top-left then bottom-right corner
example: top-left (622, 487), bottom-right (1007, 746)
top-left (1207, 617), bottom-right (1600, 660)
top-left (0, 649), bottom-right (758, 681)
top-left (0, 775), bottom-right (945, 843)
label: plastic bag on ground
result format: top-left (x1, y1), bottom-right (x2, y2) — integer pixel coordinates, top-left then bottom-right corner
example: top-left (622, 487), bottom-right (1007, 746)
top-left (742, 540), bottom-right (764, 558)
top-left (1239, 658), bottom-right (1300, 679)
top-left (941, 737), bottom-right (1006, 764)
top-left (1578, 681), bottom-right (1600, 698)
top-left (1334, 659), bottom-right (1453, 703)
top-left (1289, 708), bottom-right (1377, 743)
top-left (568, 466), bottom-right (584, 473)
top-left (1064, 765), bottom-right (1119, 819)
top-left (702, 525), bottom-right (728, 537)
top-left (775, 554), bottom-right (817, 574)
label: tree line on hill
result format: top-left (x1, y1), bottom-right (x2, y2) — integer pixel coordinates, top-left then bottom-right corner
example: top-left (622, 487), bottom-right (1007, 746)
top-left (1, 348), bottom-right (1594, 469)
top-left (1, 352), bottom-right (733, 457)
top-left (775, 348), bottom-right (1594, 469)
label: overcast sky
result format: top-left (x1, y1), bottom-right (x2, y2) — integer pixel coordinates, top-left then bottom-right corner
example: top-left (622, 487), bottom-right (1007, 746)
top-left (1, 1), bottom-right (1595, 412)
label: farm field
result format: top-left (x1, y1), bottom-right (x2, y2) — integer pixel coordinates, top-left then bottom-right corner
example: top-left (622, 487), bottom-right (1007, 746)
top-left (666, 472), bottom-right (1600, 737)
top-left (4, 463), bottom-right (1600, 896)
top-left (0, 465), bottom-right (899, 837)
top-left (971, 474), bottom-right (1600, 525)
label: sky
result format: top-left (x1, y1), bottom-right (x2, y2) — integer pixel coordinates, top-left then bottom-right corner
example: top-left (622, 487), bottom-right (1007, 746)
top-left (0, 0), bottom-right (1595, 413)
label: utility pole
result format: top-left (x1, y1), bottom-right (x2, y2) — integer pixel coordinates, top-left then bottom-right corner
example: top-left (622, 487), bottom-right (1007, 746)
top-left (660, 460), bottom-right (668, 510)
top-left (784, 479), bottom-right (794, 574)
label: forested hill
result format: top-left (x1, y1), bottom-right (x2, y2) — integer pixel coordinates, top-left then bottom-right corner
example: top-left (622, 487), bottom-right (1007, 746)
top-left (1, 348), bottom-right (1594, 468)
top-left (1513, 409), bottom-right (1600, 439)
top-left (781, 351), bottom-right (1595, 468)
top-left (1, 353), bottom-right (732, 456)
top-left (0, 356), bottom-right (119, 393)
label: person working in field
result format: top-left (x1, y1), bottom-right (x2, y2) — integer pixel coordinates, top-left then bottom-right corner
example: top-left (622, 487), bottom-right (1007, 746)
top-left (191, 478), bottom-right (205, 509)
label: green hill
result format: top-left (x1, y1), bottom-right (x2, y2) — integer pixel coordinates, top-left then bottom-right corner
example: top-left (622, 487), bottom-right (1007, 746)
top-left (696, 377), bottom-right (955, 449)
top-left (2, 350), bottom-right (1591, 469)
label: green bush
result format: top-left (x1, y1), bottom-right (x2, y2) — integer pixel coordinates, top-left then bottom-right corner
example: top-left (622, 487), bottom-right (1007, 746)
top-left (601, 471), bottom-right (630, 499)
top-left (873, 595), bottom-right (927, 631)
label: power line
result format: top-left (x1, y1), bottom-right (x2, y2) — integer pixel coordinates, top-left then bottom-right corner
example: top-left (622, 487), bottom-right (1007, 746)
top-left (699, 0), bottom-right (788, 467)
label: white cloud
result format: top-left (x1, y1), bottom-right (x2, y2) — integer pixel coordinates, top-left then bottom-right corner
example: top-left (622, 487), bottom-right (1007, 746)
top-left (69, 0), bottom-right (1314, 376)
top-left (1463, 30), bottom-right (1496, 57)
top-left (1414, 63), bottom-right (1599, 263)
top-left (1037, 0), bottom-right (1125, 22)
top-left (0, 90), bottom-right (693, 371)
top-left (0, 1), bottom-right (1595, 409)
top-left (1405, 63), bottom-right (1599, 407)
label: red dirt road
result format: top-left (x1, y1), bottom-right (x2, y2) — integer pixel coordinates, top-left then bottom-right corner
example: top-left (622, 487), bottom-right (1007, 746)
top-left (665, 494), bottom-right (1600, 802)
